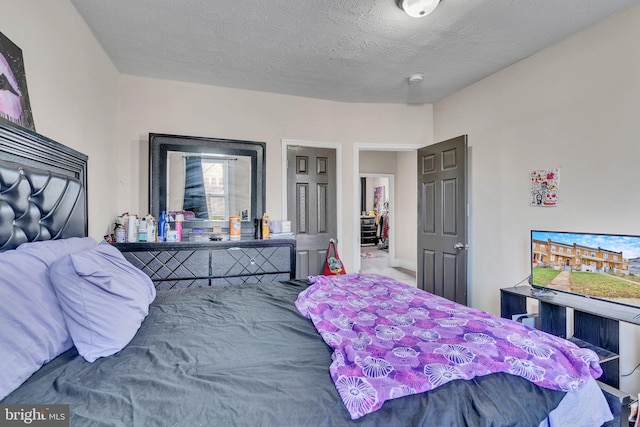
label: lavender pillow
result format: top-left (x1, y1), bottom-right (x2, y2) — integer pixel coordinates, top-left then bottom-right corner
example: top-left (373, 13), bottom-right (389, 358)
top-left (16, 237), bottom-right (98, 265)
top-left (50, 244), bottom-right (156, 362)
top-left (0, 237), bottom-right (98, 400)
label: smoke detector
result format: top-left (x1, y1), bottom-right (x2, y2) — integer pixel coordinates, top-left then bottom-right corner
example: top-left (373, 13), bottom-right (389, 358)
top-left (408, 73), bottom-right (424, 84)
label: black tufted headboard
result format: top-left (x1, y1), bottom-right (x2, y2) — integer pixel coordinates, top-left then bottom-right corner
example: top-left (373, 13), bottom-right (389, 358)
top-left (0, 120), bottom-right (88, 251)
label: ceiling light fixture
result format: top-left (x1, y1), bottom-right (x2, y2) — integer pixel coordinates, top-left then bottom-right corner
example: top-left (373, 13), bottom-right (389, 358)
top-left (397, 0), bottom-right (440, 18)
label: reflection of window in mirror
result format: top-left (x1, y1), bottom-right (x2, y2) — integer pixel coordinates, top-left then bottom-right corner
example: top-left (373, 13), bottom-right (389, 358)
top-left (166, 152), bottom-right (252, 220)
top-left (203, 159), bottom-right (226, 220)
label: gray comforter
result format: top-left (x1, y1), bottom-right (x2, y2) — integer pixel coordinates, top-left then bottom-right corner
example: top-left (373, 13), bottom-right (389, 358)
top-left (3, 281), bottom-right (565, 426)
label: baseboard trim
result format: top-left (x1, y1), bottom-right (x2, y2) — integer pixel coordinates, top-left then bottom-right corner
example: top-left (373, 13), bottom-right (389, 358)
top-left (391, 258), bottom-right (417, 272)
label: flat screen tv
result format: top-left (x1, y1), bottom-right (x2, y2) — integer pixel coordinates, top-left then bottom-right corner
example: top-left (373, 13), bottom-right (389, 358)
top-left (531, 230), bottom-right (640, 307)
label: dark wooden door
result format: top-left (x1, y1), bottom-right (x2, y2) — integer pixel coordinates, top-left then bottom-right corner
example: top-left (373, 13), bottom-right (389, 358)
top-left (287, 146), bottom-right (337, 278)
top-left (417, 135), bottom-right (468, 304)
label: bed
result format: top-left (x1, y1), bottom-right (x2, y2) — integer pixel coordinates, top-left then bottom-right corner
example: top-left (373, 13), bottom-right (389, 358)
top-left (0, 120), bottom-right (617, 426)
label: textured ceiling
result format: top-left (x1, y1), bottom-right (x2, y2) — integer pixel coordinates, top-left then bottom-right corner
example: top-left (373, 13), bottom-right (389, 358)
top-left (70, 0), bottom-right (639, 104)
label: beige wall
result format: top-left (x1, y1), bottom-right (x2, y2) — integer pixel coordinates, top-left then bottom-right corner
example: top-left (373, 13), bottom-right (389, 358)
top-left (118, 75), bottom-right (432, 271)
top-left (1, 0), bottom-right (120, 239)
top-left (395, 151), bottom-right (417, 269)
top-left (360, 151), bottom-right (398, 175)
top-left (433, 4), bottom-right (640, 395)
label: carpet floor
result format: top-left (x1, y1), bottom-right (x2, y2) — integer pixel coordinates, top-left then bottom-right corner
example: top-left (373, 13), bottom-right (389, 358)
top-left (359, 246), bottom-right (416, 287)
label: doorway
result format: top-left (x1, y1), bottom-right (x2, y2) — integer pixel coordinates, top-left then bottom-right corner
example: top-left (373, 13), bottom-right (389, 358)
top-left (358, 173), bottom-right (414, 285)
top-left (354, 144), bottom-right (423, 285)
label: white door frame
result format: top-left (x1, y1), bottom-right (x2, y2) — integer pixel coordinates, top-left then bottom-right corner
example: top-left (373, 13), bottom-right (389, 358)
top-left (281, 139), bottom-right (343, 247)
top-left (353, 143), bottom-right (424, 273)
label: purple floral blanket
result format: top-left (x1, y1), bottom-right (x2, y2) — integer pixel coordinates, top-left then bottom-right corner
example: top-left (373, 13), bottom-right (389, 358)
top-left (295, 274), bottom-right (603, 420)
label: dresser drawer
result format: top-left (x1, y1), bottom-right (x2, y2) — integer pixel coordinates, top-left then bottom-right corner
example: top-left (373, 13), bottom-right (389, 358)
top-left (121, 249), bottom-right (209, 280)
top-left (211, 246), bottom-right (292, 277)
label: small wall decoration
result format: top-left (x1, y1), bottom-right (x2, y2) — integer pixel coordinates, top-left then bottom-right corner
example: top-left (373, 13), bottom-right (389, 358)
top-left (530, 169), bottom-right (559, 207)
top-left (0, 31), bottom-right (35, 131)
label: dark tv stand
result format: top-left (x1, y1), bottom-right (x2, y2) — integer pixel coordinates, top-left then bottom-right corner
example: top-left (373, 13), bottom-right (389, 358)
top-left (501, 286), bottom-right (633, 426)
top-left (500, 286), bottom-right (640, 387)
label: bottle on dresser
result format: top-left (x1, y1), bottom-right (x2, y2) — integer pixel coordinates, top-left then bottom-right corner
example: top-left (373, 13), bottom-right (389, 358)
top-left (146, 214), bottom-right (157, 242)
top-left (158, 211), bottom-right (167, 242)
top-left (127, 215), bottom-right (138, 243)
top-left (175, 214), bottom-right (184, 242)
top-left (114, 217), bottom-right (126, 243)
top-left (165, 212), bottom-right (178, 242)
top-left (138, 217), bottom-right (148, 242)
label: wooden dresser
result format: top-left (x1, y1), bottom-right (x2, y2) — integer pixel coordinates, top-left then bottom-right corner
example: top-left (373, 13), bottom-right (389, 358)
top-left (113, 239), bottom-right (296, 290)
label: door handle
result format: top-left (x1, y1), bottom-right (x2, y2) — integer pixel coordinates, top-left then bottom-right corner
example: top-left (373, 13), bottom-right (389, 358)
top-left (453, 243), bottom-right (469, 250)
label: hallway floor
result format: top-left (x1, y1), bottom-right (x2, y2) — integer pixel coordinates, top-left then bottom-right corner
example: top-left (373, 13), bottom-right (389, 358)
top-left (359, 245), bottom-right (416, 287)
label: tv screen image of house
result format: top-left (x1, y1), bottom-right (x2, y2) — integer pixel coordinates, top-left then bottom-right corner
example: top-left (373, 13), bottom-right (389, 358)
top-left (531, 230), bottom-right (640, 307)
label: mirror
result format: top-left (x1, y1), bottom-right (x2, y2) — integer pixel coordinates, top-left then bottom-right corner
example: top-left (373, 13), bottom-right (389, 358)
top-left (166, 151), bottom-right (252, 220)
top-left (150, 133), bottom-right (265, 229)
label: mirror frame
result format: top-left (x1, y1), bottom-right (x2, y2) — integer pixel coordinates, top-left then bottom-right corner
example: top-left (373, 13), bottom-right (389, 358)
top-left (149, 133), bottom-right (266, 229)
